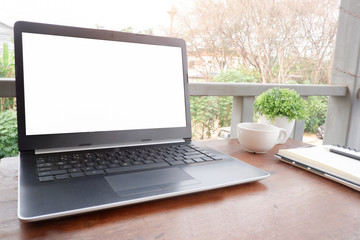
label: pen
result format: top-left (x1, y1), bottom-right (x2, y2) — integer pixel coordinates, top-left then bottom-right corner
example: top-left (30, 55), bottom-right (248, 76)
top-left (329, 147), bottom-right (360, 161)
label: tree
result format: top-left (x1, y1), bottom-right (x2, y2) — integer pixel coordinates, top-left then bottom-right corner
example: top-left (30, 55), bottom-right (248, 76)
top-left (176, 0), bottom-right (235, 81)
top-left (295, 0), bottom-right (338, 84)
top-left (0, 43), bottom-right (15, 78)
top-left (0, 43), bottom-right (16, 112)
top-left (175, 0), bottom-right (339, 84)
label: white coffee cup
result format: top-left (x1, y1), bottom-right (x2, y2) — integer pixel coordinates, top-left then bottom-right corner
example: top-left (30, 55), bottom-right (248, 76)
top-left (237, 122), bottom-right (287, 153)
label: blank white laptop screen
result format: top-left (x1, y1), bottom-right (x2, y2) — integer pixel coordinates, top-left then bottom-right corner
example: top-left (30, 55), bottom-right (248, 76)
top-left (22, 32), bottom-right (187, 136)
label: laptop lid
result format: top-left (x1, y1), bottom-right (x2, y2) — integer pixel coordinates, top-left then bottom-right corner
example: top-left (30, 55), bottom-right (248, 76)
top-left (14, 21), bottom-right (192, 152)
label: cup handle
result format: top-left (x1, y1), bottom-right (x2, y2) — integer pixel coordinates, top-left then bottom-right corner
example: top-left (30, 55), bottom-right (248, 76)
top-left (276, 128), bottom-right (287, 144)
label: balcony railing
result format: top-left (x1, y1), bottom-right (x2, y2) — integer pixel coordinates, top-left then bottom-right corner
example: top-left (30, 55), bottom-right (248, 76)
top-left (189, 82), bottom-right (347, 141)
top-left (0, 78), bottom-right (348, 142)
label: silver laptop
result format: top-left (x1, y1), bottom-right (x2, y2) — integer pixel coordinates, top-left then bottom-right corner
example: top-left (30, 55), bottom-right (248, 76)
top-left (14, 21), bottom-right (270, 222)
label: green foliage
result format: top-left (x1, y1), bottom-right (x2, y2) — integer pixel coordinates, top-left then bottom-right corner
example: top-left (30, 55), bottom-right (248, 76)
top-left (0, 43), bottom-right (16, 112)
top-left (213, 67), bottom-right (261, 83)
top-left (120, 26), bottom-right (134, 33)
top-left (0, 110), bottom-right (18, 158)
top-left (191, 96), bottom-right (217, 139)
top-left (190, 96), bottom-right (233, 139)
top-left (217, 96), bottom-right (233, 127)
top-left (191, 68), bottom-right (258, 139)
top-left (254, 88), bottom-right (307, 121)
top-left (0, 43), bottom-right (15, 78)
top-left (305, 96), bottom-right (328, 133)
top-left (0, 97), bottom-right (16, 112)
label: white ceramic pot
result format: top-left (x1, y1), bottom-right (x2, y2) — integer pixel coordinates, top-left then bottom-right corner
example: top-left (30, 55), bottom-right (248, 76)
top-left (259, 115), bottom-right (295, 143)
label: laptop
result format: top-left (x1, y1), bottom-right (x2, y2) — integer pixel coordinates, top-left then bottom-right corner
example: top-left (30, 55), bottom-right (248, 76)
top-left (14, 21), bottom-right (270, 222)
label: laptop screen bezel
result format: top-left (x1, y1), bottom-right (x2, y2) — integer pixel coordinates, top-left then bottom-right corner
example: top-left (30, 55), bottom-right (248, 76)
top-left (14, 21), bottom-right (192, 152)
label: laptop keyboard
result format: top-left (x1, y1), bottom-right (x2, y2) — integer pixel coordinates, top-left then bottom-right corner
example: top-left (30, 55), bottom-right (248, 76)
top-left (36, 144), bottom-right (223, 182)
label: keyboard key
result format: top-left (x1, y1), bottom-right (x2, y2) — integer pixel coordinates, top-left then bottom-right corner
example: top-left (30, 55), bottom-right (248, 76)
top-left (38, 169), bottom-right (67, 177)
top-left (82, 167), bottom-right (95, 171)
top-left (95, 165), bottom-right (106, 170)
top-left (59, 165), bottom-right (72, 170)
top-left (38, 166), bottom-right (59, 172)
top-left (184, 155), bottom-right (205, 160)
top-left (36, 159), bottom-right (45, 164)
top-left (143, 160), bottom-right (153, 164)
top-left (37, 163), bottom-right (53, 168)
top-left (105, 162), bottom-right (170, 174)
top-left (56, 161), bottom-right (67, 166)
top-left (153, 158), bottom-right (166, 163)
top-left (68, 160), bottom-right (80, 164)
top-left (108, 164), bottom-right (120, 168)
top-left (86, 162), bottom-right (95, 167)
top-left (120, 162), bottom-right (132, 167)
top-left (73, 163), bottom-right (84, 168)
top-left (183, 151), bottom-right (200, 156)
top-left (132, 161), bottom-right (143, 165)
top-left (39, 176), bottom-right (55, 182)
top-left (184, 159), bottom-right (195, 164)
top-left (169, 161), bottom-right (185, 166)
top-left (193, 158), bottom-right (204, 163)
top-left (70, 172), bottom-right (85, 178)
top-left (56, 174), bottom-right (70, 180)
top-left (85, 170), bottom-right (105, 176)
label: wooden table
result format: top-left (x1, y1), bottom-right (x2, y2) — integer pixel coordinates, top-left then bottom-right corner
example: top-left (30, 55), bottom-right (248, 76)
top-left (1, 139), bottom-right (360, 240)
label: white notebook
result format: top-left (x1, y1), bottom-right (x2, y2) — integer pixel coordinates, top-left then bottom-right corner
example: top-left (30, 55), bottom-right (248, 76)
top-left (275, 145), bottom-right (360, 191)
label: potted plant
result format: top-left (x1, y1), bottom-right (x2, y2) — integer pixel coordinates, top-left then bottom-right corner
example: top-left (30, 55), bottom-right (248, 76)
top-left (254, 87), bottom-right (307, 142)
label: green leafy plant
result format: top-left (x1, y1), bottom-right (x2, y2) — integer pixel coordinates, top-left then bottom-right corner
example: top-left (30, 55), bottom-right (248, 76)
top-left (190, 96), bottom-right (218, 139)
top-left (0, 42), bottom-right (16, 112)
top-left (0, 110), bottom-right (18, 158)
top-left (214, 68), bottom-right (261, 83)
top-left (0, 42), bottom-right (15, 78)
top-left (190, 68), bottom-right (259, 139)
top-left (305, 96), bottom-right (328, 133)
top-left (254, 88), bottom-right (307, 122)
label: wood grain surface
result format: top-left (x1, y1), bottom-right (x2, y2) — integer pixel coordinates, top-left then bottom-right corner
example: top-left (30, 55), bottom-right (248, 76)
top-left (1, 139), bottom-right (359, 240)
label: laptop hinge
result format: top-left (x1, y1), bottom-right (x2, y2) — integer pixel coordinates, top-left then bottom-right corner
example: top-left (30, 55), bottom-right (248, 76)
top-left (35, 139), bottom-right (186, 155)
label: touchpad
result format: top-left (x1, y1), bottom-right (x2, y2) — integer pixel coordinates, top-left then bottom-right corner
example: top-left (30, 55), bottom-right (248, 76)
top-left (105, 168), bottom-right (199, 197)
